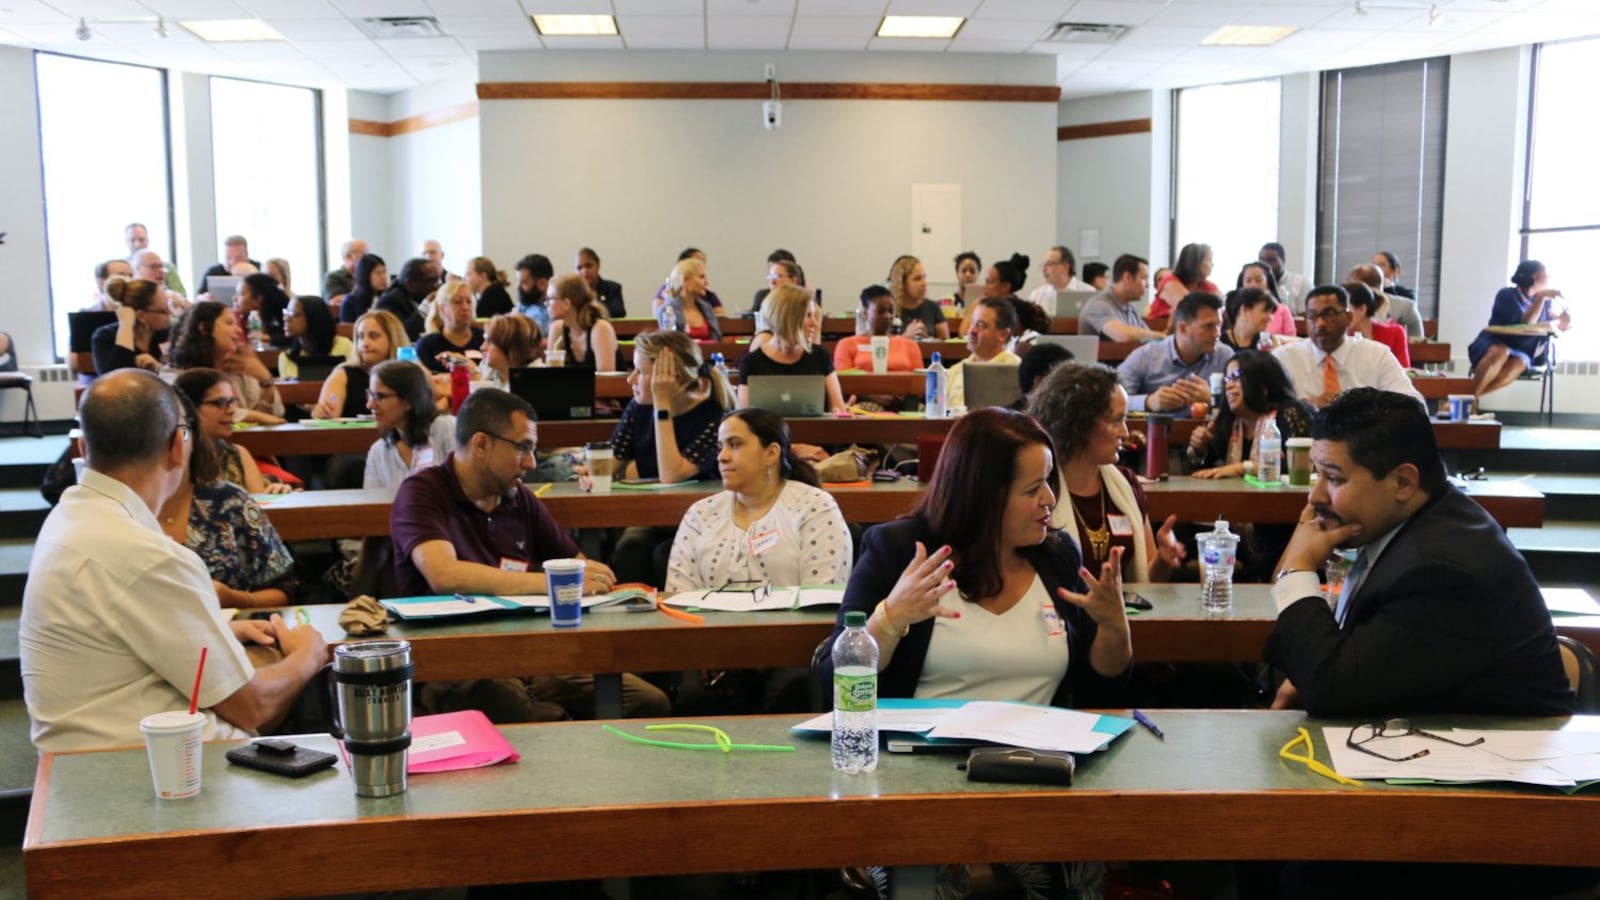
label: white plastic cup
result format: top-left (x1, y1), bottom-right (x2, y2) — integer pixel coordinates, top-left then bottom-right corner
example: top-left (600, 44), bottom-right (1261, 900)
top-left (1447, 394), bottom-right (1473, 422)
top-left (544, 558), bottom-right (586, 627)
top-left (585, 443), bottom-right (614, 494)
top-left (870, 336), bottom-right (890, 374)
top-left (546, 349), bottom-right (566, 367)
top-left (139, 710), bottom-right (205, 800)
top-left (71, 457), bottom-right (86, 483)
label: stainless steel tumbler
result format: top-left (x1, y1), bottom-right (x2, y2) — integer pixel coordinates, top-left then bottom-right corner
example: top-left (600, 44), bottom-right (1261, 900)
top-left (331, 640), bottom-right (413, 798)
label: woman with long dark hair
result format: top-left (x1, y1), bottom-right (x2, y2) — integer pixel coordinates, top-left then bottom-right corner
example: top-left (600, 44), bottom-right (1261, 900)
top-left (166, 301), bottom-right (284, 424)
top-left (339, 253), bottom-right (387, 323)
top-left (363, 359), bottom-right (456, 490)
top-left (278, 296), bottom-right (350, 379)
top-left (1186, 349), bottom-right (1313, 479)
top-left (1150, 242), bottom-right (1216, 320)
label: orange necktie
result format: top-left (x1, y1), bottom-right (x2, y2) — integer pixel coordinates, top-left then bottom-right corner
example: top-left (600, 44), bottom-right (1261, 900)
top-left (1322, 354), bottom-right (1341, 396)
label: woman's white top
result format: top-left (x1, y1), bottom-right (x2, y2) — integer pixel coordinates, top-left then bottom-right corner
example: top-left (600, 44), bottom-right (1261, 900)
top-left (665, 480), bottom-right (852, 592)
top-left (915, 575), bottom-right (1070, 706)
top-left (363, 415), bottom-right (457, 491)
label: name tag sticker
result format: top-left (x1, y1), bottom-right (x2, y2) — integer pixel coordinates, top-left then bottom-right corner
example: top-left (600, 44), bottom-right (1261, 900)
top-left (1041, 602), bottom-right (1065, 637)
top-left (412, 447), bottom-right (434, 469)
top-left (499, 558), bottom-right (528, 573)
top-left (748, 528), bottom-right (781, 557)
top-left (1107, 514), bottom-right (1135, 537)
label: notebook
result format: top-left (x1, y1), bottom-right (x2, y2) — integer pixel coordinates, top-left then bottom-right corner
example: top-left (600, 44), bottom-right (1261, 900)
top-left (745, 374), bottom-right (825, 417)
top-left (508, 366), bottom-right (596, 420)
top-left (961, 363), bottom-right (1023, 411)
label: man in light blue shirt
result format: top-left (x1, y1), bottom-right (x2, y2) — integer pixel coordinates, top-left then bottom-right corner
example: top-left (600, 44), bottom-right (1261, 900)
top-left (1117, 291), bottom-right (1233, 412)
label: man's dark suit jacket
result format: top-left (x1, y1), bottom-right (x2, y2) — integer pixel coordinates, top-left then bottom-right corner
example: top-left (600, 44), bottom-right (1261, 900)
top-left (1265, 485), bottom-right (1574, 717)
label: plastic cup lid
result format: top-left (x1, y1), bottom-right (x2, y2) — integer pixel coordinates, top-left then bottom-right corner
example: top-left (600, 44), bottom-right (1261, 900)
top-left (140, 710), bottom-right (204, 733)
top-left (543, 558), bottom-right (586, 574)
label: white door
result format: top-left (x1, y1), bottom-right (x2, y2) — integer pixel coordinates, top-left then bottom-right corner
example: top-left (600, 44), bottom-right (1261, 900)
top-left (911, 183), bottom-right (961, 298)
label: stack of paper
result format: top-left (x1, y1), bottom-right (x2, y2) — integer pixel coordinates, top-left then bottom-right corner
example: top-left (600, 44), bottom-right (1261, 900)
top-left (1542, 588), bottom-right (1600, 617)
top-left (793, 698), bottom-right (1133, 754)
top-left (1323, 725), bottom-right (1600, 790)
top-left (663, 586), bottom-right (845, 613)
top-left (409, 711), bottom-right (520, 773)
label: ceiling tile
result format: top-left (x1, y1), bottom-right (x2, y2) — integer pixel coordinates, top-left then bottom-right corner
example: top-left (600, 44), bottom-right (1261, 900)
top-left (55, 0), bottom-right (151, 16)
top-left (884, 0), bottom-right (980, 16)
top-left (867, 35), bottom-right (951, 50)
top-left (1321, 5), bottom-right (1427, 30)
top-left (786, 36), bottom-right (869, 48)
top-left (0, 1), bottom-right (71, 24)
top-left (1230, 4), bottom-right (1339, 28)
top-left (375, 35), bottom-right (466, 55)
top-left (321, 56), bottom-right (406, 72)
top-left (624, 35), bottom-right (704, 48)
top-left (973, 0), bottom-right (1072, 18)
top-left (1035, 40), bottom-right (1110, 61)
top-left (398, 55), bottom-right (475, 74)
top-left (708, 15), bottom-right (791, 36)
top-left (1117, 24), bottom-right (1218, 45)
top-left (798, 0), bottom-right (887, 14)
top-left (956, 17), bottom-right (1049, 39)
top-left (708, 34), bottom-right (788, 48)
top-left (789, 15), bottom-right (877, 37)
top-left (291, 37), bottom-right (388, 57)
top-left (1178, 45), bottom-right (1264, 64)
top-left (537, 34), bottom-right (624, 48)
top-left (1492, 11), bottom-right (1600, 36)
top-left (423, 0), bottom-right (522, 14)
top-left (612, 0), bottom-right (700, 14)
top-left (237, 0), bottom-right (339, 17)
top-left (1058, 1), bottom-right (1169, 26)
top-left (1147, 4), bottom-right (1255, 28)
top-left (707, 0), bottom-right (796, 15)
top-left (434, 15), bottom-right (533, 37)
top-left (518, 0), bottom-right (612, 11)
top-left (946, 37), bottom-right (1031, 51)
top-left (455, 34), bottom-right (542, 49)
top-left (618, 14), bottom-right (704, 37)
top-left (1271, 27), bottom-right (1369, 49)
top-left (266, 17), bottom-right (366, 39)
top-left (138, 0), bottom-right (250, 18)
top-left (215, 41), bottom-right (308, 60)
top-left (326, 0), bottom-right (432, 17)
top-left (1404, 9), bottom-right (1507, 31)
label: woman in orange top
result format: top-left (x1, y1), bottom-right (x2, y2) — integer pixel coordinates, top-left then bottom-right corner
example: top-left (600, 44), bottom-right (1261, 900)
top-left (834, 286), bottom-right (922, 372)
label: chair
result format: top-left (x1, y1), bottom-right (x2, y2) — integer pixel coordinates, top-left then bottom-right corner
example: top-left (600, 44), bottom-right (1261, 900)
top-left (807, 636), bottom-right (833, 713)
top-left (1556, 635), bottom-right (1599, 713)
top-left (0, 334), bottom-right (41, 438)
top-left (1518, 332), bottom-right (1556, 425)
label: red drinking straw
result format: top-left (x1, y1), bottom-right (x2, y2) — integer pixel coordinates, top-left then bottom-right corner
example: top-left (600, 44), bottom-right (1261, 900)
top-left (188, 647), bottom-right (208, 716)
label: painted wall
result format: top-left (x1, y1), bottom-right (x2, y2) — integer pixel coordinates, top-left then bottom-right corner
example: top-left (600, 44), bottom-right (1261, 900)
top-left (476, 51), bottom-right (1058, 315)
top-left (345, 90), bottom-right (396, 266)
top-left (0, 45), bottom-right (52, 372)
top-left (1057, 92), bottom-right (1156, 268)
top-left (386, 78), bottom-right (481, 276)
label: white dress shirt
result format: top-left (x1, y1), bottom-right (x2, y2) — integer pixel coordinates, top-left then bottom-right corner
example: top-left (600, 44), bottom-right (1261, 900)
top-left (1272, 337), bottom-right (1423, 407)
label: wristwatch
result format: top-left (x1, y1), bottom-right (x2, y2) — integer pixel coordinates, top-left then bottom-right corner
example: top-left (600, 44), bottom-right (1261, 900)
top-left (1274, 567), bottom-right (1316, 584)
top-left (655, 409), bottom-right (671, 422)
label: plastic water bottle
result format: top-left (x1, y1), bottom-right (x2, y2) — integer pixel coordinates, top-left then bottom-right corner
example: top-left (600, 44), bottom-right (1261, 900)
top-left (832, 611), bottom-right (879, 774)
top-left (1256, 416), bottom-right (1283, 484)
top-left (449, 359), bottom-right (470, 415)
top-left (710, 352), bottom-right (729, 385)
top-left (925, 352), bottom-right (947, 419)
top-left (1198, 518), bottom-right (1239, 613)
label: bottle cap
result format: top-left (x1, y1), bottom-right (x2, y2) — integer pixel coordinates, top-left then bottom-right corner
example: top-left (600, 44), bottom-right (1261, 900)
top-left (930, 351), bottom-right (942, 364)
top-left (844, 611), bottom-right (867, 627)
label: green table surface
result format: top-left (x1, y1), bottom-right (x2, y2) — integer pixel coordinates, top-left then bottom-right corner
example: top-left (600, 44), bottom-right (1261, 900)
top-left (25, 711), bottom-right (1600, 899)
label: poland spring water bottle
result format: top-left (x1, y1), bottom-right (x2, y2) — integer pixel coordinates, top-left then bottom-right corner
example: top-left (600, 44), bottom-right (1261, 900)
top-left (1256, 416), bottom-right (1283, 484)
top-left (832, 611), bottom-right (879, 774)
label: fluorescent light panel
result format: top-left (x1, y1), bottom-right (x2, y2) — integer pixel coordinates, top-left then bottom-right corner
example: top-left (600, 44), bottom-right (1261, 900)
top-left (877, 16), bottom-right (964, 39)
top-left (532, 14), bottom-right (618, 36)
top-left (1201, 25), bottom-right (1297, 46)
top-left (179, 18), bottom-right (284, 42)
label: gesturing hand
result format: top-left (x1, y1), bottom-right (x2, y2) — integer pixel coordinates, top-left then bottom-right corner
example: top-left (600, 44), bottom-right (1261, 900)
top-left (1154, 514), bottom-right (1187, 568)
top-left (1058, 546), bottom-right (1127, 630)
top-left (881, 542), bottom-right (958, 628)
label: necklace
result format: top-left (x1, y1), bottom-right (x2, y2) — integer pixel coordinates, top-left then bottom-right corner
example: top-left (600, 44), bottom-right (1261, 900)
top-left (1070, 484), bottom-right (1110, 563)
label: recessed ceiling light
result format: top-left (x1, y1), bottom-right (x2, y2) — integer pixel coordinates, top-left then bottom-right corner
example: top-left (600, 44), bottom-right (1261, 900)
top-left (1200, 25), bottom-right (1297, 46)
top-left (532, 14), bottom-right (618, 36)
top-left (877, 16), bottom-right (964, 39)
top-left (179, 18), bottom-right (284, 42)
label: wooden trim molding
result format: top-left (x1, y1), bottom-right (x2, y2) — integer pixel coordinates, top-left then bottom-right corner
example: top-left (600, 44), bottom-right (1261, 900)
top-left (478, 81), bottom-right (1061, 103)
top-left (1057, 118), bottom-right (1152, 141)
top-left (348, 101), bottom-right (479, 138)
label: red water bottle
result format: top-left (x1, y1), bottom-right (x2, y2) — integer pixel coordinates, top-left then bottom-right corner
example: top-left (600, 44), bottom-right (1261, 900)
top-left (1145, 413), bottom-right (1172, 481)
top-left (449, 360), bottom-right (470, 414)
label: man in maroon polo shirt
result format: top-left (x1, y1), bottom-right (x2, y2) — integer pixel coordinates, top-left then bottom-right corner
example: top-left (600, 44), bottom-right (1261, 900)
top-left (391, 388), bottom-right (669, 721)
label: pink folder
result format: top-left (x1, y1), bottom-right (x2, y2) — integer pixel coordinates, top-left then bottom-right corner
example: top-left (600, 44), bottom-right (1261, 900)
top-left (407, 710), bottom-right (521, 773)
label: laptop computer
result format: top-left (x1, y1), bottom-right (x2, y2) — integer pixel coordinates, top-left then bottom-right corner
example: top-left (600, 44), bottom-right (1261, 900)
top-left (745, 375), bottom-right (826, 417)
top-left (1053, 290), bottom-right (1099, 319)
top-left (1031, 334), bottom-right (1103, 364)
top-left (508, 366), bottom-right (596, 420)
top-left (961, 363), bottom-right (1023, 411)
top-left (205, 275), bottom-right (241, 306)
top-left (289, 354), bottom-right (345, 382)
top-left (960, 284), bottom-right (985, 307)
top-left (67, 311), bottom-right (117, 354)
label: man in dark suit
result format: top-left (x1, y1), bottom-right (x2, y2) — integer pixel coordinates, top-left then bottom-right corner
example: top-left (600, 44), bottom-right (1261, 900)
top-left (1260, 388), bottom-right (1585, 900)
top-left (1266, 387), bottom-right (1571, 717)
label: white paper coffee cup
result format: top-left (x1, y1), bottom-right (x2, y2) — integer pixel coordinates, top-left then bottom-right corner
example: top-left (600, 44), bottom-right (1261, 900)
top-left (585, 442), bottom-right (614, 494)
top-left (139, 710), bottom-right (205, 800)
top-left (870, 336), bottom-right (890, 374)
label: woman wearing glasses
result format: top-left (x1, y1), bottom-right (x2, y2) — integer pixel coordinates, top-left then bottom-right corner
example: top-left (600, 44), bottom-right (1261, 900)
top-left (666, 408), bottom-right (852, 713)
top-left (158, 389), bottom-right (299, 608)
top-left (173, 368), bottom-right (290, 495)
top-left (363, 359), bottom-right (457, 491)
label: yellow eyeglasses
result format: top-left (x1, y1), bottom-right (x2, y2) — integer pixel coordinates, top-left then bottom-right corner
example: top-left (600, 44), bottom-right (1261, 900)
top-left (1279, 726), bottom-right (1362, 787)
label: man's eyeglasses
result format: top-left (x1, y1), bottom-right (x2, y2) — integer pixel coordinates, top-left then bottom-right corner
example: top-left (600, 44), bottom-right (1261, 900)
top-left (485, 431), bottom-right (537, 458)
top-left (173, 422), bottom-right (191, 443)
top-left (1346, 718), bottom-right (1484, 763)
top-left (1307, 308), bottom-right (1349, 322)
top-left (199, 396), bottom-right (238, 410)
top-left (713, 580), bottom-right (772, 604)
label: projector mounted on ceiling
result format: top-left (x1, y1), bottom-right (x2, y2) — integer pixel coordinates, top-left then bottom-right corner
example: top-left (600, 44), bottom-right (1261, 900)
top-left (357, 17), bottom-right (447, 39)
top-left (1043, 22), bottom-right (1129, 45)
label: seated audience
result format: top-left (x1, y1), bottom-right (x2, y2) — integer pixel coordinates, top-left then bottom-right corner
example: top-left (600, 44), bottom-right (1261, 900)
top-left (515, 253), bottom-right (555, 331)
top-left (1149, 242), bottom-right (1216, 320)
top-left (834, 285), bottom-right (921, 372)
top-left (1011, 341), bottom-right (1077, 411)
top-left (750, 251), bottom-right (800, 316)
top-left (131, 249), bottom-right (189, 314)
top-left (1348, 262), bottom-right (1423, 339)
top-left (466, 256), bottom-right (514, 318)
top-left (1259, 241), bottom-right (1310, 313)
top-left (1273, 285), bottom-right (1422, 409)
top-left (1082, 261), bottom-right (1109, 292)
top-left (1221, 287), bottom-right (1276, 353)
top-left (1117, 292), bottom-right (1233, 413)
top-left (86, 258), bottom-right (134, 310)
top-left (421, 239), bottom-right (453, 284)
top-left (655, 247), bottom-right (725, 314)
top-left (1025, 245), bottom-right (1088, 311)
top-left (174, 368), bottom-right (289, 495)
top-left (158, 394), bottom-right (298, 608)
top-left (166, 301), bottom-right (284, 423)
top-left (1237, 261), bottom-right (1297, 338)
top-left (948, 297), bottom-right (1020, 409)
top-left (667, 409), bottom-right (852, 714)
top-left (1028, 363), bottom-right (1186, 583)
top-left (364, 359), bottom-right (456, 491)
top-left (738, 285), bottom-right (847, 413)
top-left (124, 222), bottom-right (187, 297)
top-left (415, 281), bottom-right (484, 374)
top-left (1372, 249), bottom-right (1415, 300)
top-left (376, 257), bottom-right (437, 340)
top-left (322, 238), bottom-right (367, 306)
top-left (278, 296), bottom-right (351, 380)
top-left (939, 250), bottom-right (981, 309)
top-left (1079, 254), bottom-right (1164, 342)
top-left (1263, 387), bottom-right (1583, 898)
top-left (546, 273), bottom-right (618, 371)
top-left (575, 247), bottom-right (626, 319)
top-left (962, 252), bottom-right (1035, 338)
top-left (315, 310), bottom-right (409, 420)
top-left (264, 258), bottom-right (294, 299)
top-left (1467, 259), bottom-right (1570, 400)
top-left (1344, 281), bottom-right (1410, 368)
top-left (338, 253), bottom-right (387, 323)
top-left (656, 256), bottom-right (721, 340)
top-left (887, 255), bottom-right (950, 341)
top-left (200, 234), bottom-right (260, 284)
top-left (234, 273), bottom-right (290, 348)
top-left (480, 313), bottom-right (544, 389)
top-left (21, 370), bottom-right (327, 751)
top-left (92, 278), bottom-right (170, 375)
top-left (390, 388), bottom-right (669, 721)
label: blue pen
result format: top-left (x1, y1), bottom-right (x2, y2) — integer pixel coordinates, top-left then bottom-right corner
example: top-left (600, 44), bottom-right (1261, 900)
top-left (1132, 709), bottom-right (1165, 740)
top-left (453, 593), bottom-right (477, 605)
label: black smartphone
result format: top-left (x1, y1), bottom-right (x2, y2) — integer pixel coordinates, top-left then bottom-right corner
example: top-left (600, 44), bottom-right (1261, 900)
top-left (225, 740), bottom-right (338, 778)
top-left (1124, 592), bottom-right (1153, 611)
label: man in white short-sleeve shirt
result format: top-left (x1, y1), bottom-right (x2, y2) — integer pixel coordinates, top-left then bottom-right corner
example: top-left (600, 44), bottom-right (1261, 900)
top-left (21, 370), bottom-right (328, 752)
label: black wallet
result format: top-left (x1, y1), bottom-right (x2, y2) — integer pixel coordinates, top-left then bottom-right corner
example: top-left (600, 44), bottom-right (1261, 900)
top-left (225, 740), bottom-right (338, 778)
top-left (964, 747), bottom-right (1075, 786)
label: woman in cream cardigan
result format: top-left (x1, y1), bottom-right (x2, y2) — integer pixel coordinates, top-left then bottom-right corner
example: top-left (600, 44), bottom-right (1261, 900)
top-left (1026, 362), bottom-right (1186, 582)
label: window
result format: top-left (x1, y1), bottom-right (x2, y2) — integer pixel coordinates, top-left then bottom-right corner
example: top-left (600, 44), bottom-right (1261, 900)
top-left (1522, 37), bottom-right (1600, 360)
top-left (1316, 58), bottom-right (1449, 318)
top-left (1173, 78), bottom-right (1282, 289)
top-left (35, 53), bottom-right (172, 360)
top-left (209, 77), bottom-right (324, 299)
